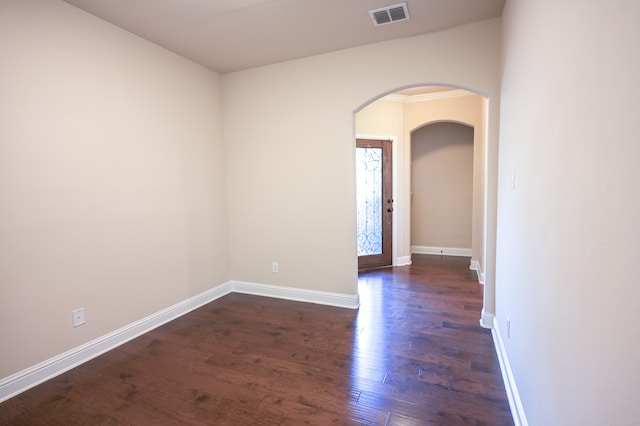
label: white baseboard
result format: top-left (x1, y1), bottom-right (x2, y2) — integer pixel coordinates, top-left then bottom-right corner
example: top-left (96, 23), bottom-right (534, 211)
top-left (479, 308), bottom-right (494, 329)
top-left (396, 256), bottom-right (412, 266)
top-left (230, 281), bottom-right (360, 309)
top-left (492, 319), bottom-right (529, 426)
top-left (411, 246), bottom-right (472, 257)
top-left (0, 282), bottom-right (233, 403)
top-left (469, 259), bottom-right (485, 285)
top-left (0, 281), bottom-right (359, 402)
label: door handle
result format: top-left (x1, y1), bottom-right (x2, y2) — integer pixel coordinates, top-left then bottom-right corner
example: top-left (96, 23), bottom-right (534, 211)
top-left (387, 207), bottom-right (393, 213)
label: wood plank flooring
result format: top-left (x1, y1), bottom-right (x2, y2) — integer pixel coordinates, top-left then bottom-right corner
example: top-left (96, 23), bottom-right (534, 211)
top-left (0, 255), bottom-right (513, 425)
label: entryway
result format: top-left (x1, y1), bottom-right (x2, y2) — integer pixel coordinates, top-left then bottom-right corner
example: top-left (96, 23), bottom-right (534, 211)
top-left (356, 138), bottom-right (393, 269)
top-left (354, 86), bottom-right (487, 278)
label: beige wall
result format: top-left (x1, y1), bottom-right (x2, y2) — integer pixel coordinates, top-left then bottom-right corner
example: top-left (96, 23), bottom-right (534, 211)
top-left (0, 1), bottom-right (503, 390)
top-left (411, 122), bottom-right (474, 249)
top-left (0, 0), bottom-right (229, 378)
top-left (498, 0), bottom-right (640, 423)
top-left (222, 20), bottom-right (502, 300)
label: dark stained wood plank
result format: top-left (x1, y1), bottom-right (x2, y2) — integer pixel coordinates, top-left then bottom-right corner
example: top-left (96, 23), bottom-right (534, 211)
top-left (0, 255), bottom-right (513, 425)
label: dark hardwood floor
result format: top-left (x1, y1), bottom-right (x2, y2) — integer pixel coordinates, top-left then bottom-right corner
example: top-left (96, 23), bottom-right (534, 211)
top-left (0, 255), bottom-right (513, 425)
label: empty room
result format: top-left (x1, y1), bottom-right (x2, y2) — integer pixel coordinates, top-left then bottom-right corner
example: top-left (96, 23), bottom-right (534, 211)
top-left (1, 0), bottom-right (639, 425)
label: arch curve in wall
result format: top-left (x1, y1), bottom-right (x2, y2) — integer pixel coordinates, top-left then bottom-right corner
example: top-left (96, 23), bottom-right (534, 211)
top-left (354, 83), bottom-right (489, 114)
top-left (411, 118), bottom-right (473, 133)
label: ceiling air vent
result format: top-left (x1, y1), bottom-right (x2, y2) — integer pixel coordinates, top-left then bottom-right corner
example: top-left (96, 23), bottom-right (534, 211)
top-left (369, 3), bottom-right (410, 26)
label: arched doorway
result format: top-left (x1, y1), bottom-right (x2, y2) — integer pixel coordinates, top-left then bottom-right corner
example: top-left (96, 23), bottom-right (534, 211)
top-left (354, 84), bottom-right (492, 327)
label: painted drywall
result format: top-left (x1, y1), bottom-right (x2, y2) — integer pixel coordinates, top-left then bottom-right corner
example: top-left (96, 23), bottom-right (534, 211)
top-left (222, 19), bottom-right (502, 316)
top-left (0, 0), bottom-right (229, 378)
top-left (411, 122), bottom-right (473, 249)
top-left (497, 0), bottom-right (640, 424)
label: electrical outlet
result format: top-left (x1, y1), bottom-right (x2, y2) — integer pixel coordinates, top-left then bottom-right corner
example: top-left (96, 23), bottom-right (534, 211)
top-left (272, 262), bottom-right (279, 273)
top-left (72, 308), bottom-right (85, 327)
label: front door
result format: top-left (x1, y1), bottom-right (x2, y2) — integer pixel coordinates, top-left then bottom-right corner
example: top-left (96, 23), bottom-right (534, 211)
top-left (356, 139), bottom-right (393, 269)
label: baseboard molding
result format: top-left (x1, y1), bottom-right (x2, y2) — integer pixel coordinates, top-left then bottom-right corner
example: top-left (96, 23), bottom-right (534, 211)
top-left (230, 281), bottom-right (360, 309)
top-left (492, 320), bottom-right (529, 426)
top-left (0, 282), bottom-right (233, 403)
top-left (469, 259), bottom-right (485, 285)
top-left (411, 246), bottom-right (472, 257)
top-left (0, 281), bottom-right (359, 403)
top-left (479, 308), bottom-right (494, 329)
top-left (396, 255), bottom-right (412, 266)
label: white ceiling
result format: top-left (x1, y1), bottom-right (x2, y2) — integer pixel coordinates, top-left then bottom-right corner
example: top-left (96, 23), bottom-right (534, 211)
top-left (62, 0), bottom-right (505, 74)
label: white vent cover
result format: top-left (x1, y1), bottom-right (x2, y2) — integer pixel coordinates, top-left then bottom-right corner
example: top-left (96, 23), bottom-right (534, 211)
top-left (369, 3), bottom-right (410, 26)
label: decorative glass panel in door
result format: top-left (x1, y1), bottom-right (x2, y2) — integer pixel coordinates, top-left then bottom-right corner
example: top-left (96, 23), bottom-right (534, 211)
top-left (356, 147), bottom-right (382, 255)
top-left (356, 139), bottom-right (392, 269)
